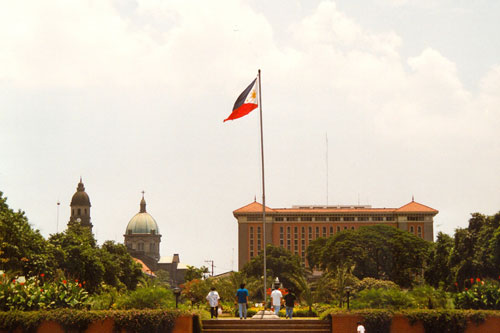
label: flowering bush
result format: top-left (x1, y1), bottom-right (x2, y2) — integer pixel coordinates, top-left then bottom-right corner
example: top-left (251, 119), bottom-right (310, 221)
top-left (0, 273), bottom-right (88, 310)
top-left (455, 278), bottom-right (500, 310)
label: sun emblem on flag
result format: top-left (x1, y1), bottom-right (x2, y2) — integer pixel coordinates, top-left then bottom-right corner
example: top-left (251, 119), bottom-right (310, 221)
top-left (251, 90), bottom-right (256, 99)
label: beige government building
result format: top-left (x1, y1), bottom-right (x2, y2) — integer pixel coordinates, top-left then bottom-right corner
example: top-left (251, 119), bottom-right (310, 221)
top-left (233, 199), bottom-right (438, 269)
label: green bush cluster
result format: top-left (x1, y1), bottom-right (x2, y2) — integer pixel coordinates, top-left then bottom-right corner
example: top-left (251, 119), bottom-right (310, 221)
top-left (454, 278), bottom-right (500, 310)
top-left (350, 285), bottom-right (452, 310)
top-left (0, 273), bottom-right (88, 310)
top-left (319, 309), bottom-right (499, 333)
top-left (0, 309), bottom-right (191, 333)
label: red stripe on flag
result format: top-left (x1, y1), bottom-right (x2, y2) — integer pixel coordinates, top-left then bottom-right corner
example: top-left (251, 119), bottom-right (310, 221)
top-left (223, 103), bottom-right (258, 122)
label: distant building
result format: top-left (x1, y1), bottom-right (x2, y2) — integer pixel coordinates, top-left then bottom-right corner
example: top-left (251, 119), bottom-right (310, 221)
top-left (233, 199), bottom-right (438, 270)
top-left (68, 177), bottom-right (93, 231)
top-left (124, 194), bottom-right (188, 286)
top-left (65, 180), bottom-right (188, 286)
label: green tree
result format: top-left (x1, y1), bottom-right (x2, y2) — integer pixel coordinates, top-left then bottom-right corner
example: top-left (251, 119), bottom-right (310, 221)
top-left (425, 232), bottom-right (454, 288)
top-left (308, 225), bottom-right (431, 287)
top-left (0, 191), bottom-right (52, 276)
top-left (48, 224), bottom-right (104, 292)
top-left (100, 241), bottom-right (143, 290)
top-left (184, 265), bottom-right (209, 282)
top-left (242, 244), bottom-right (304, 294)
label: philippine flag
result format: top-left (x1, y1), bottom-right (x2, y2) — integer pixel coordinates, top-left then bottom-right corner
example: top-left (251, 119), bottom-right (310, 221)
top-left (224, 78), bottom-right (258, 122)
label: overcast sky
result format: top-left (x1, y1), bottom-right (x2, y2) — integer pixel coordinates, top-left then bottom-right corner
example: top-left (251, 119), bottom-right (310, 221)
top-left (1, 0), bottom-right (499, 275)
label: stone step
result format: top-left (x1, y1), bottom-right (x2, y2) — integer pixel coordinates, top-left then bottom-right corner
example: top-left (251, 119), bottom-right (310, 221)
top-left (202, 319), bottom-right (331, 333)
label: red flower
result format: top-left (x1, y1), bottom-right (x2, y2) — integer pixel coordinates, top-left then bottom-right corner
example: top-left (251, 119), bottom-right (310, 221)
top-left (78, 283), bottom-right (82, 288)
top-left (465, 288), bottom-right (468, 291)
top-left (62, 280), bottom-right (67, 284)
top-left (83, 281), bottom-right (86, 285)
top-left (40, 273), bottom-right (45, 277)
top-left (454, 282), bottom-right (458, 287)
top-left (12, 279), bottom-right (16, 283)
top-left (470, 278), bottom-right (474, 284)
top-left (40, 289), bottom-right (43, 292)
top-left (19, 282), bottom-right (25, 286)
top-left (476, 278), bottom-right (481, 282)
top-left (75, 279), bottom-right (78, 282)
top-left (481, 281), bottom-right (484, 285)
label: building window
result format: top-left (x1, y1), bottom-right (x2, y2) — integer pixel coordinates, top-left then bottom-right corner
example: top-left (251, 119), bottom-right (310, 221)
top-left (373, 216), bottom-right (383, 221)
top-left (149, 243), bottom-right (154, 252)
top-left (301, 227), bottom-right (305, 238)
top-left (344, 216), bottom-right (354, 221)
top-left (287, 217), bottom-right (298, 221)
top-left (410, 226), bottom-right (414, 233)
top-left (344, 226), bottom-right (348, 230)
top-left (358, 216), bottom-right (369, 221)
top-left (287, 239), bottom-right (291, 250)
top-left (337, 226), bottom-right (341, 232)
top-left (418, 226), bottom-right (422, 238)
top-left (331, 217), bottom-right (340, 221)
top-left (386, 216), bottom-right (394, 221)
top-left (138, 243), bottom-right (144, 251)
top-left (315, 216), bottom-right (326, 221)
top-left (329, 226), bottom-right (334, 235)
top-left (275, 217), bottom-right (284, 221)
top-left (351, 226), bottom-right (355, 230)
top-left (248, 216), bottom-right (262, 221)
top-left (77, 208), bottom-right (81, 215)
top-left (315, 227), bottom-right (319, 238)
top-left (250, 251), bottom-right (254, 258)
top-left (257, 239), bottom-right (261, 249)
top-left (302, 239), bottom-right (305, 247)
top-left (301, 217), bottom-right (312, 221)
top-left (322, 227), bottom-right (327, 237)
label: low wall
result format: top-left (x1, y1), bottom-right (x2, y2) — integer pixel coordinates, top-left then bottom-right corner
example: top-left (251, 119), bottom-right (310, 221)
top-left (0, 315), bottom-right (194, 333)
top-left (331, 313), bottom-right (500, 333)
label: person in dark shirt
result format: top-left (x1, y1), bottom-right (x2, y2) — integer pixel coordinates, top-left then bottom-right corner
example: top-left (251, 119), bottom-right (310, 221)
top-left (235, 283), bottom-right (249, 319)
top-left (283, 290), bottom-right (296, 319)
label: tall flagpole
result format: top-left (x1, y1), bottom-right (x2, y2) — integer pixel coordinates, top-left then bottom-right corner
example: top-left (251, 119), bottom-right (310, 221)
top-left (257, 69), bottom-right (267, 306)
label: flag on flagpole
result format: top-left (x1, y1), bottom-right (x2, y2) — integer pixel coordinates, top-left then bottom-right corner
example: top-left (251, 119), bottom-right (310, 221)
top-left (224, 78), bottom-right (258, 122)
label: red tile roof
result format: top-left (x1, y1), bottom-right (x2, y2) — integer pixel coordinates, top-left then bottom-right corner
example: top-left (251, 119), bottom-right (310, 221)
top-left (133, 258), bottom-right (156, 277)
top-left (234, 201), bottom-right (438, 214)
top-left (395, 201), bottom-right (438, 213)
top-left (233, 201), bottom-right (275, 214)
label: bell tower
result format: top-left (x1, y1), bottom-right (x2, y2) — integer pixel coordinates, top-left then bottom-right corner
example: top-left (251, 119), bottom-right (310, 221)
top-left (68, 177), bottom-right (92, 231)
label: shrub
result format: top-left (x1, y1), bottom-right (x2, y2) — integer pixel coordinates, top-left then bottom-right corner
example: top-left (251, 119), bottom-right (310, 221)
top-left (0, 309), bottom-right (191, 333)
top-left (351, 288), bottom-right (414, 310)
top-left (409, 285), bottom-right (453, 309)
top-left (116, 285), bottom-right (175, 309)
top-left (355, 278), bottom-right (400, 292)
top-left (0, 273), bottom-right (88, 310)
top-left (454, 279), bottom-right (500, 310)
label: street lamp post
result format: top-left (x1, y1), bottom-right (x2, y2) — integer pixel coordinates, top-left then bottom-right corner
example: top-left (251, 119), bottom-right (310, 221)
top-left (173, 287), bottom-right (181, 309)
top-left (345, 286), bottom-right (352, 310)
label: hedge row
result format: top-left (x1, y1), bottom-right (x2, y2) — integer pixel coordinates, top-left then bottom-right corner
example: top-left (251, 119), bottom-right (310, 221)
top-left (0, 309), bottom-right (197, 333)
top-left (320, 309), bottom-right (500, 333)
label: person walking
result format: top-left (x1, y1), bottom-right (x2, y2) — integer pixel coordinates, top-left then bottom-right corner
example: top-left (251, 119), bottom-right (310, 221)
top-left (206, 287), bottom-right (220, 319)
top-left (357, 321), bottom-right (366, 333)
top-left (283, 290), bottom-right (296, 319)
top-left (236, 283), bottom-right (249, 319)
top-left (270, 288), bottom-right (283, 316)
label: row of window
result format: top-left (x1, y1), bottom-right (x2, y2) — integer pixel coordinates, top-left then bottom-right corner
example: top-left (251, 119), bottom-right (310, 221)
top-left (132, 242), bottom-right (157, 252)
top-left (273, 216), bottom-right (395, 222)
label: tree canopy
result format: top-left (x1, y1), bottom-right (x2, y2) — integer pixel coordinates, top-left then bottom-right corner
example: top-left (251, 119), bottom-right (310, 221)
top-left (307, 225), bottom-right (431, 287)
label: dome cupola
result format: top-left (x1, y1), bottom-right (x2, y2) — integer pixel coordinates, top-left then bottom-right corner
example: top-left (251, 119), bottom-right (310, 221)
top-left (126, 193), bottom-right (159, 235)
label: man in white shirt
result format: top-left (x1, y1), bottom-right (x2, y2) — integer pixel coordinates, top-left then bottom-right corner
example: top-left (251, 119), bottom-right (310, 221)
top-left (357, 321), bottom-right (366, 333)
top-left (270, 288), bottom-right (283, 316)
top-left (206, 287), bottom-right (220, 319)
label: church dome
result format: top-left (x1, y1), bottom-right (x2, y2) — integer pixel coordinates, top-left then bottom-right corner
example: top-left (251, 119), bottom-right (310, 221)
top-left (125, 195), bottom-right (159, 234)
top-left (71, 178), bottom-right (91, 206)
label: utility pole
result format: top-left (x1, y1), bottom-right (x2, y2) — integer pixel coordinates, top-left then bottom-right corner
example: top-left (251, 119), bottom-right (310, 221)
top-left (205, 260), bottom-right (214, 276)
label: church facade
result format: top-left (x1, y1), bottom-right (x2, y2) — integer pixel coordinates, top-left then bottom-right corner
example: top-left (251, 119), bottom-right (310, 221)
top-left (233, 200), bottom-right (438, 269)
